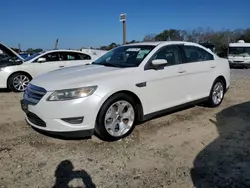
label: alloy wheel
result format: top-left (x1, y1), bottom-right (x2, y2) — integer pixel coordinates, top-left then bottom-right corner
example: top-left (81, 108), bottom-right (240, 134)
top-left (212, 82), bottom-right (224, 105)
top-left (13, 75), bottom-right (30, 91)
top-left (104, 100), bottom-right (135, 137)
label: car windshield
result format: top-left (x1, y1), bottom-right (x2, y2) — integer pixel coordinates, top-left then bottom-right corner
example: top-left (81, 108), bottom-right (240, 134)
top-left (24, 52), bottom-right (43, 62)
top-left (92, 45), bottom-right (155, 67)
top-left (228, 47), bottom-right (250, 57)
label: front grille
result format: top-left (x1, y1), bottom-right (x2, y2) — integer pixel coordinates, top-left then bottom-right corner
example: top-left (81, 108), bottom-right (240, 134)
top-left (27, 112), bottom-right (46, 127)
top-left (24, 84), bottom-right (47, 105)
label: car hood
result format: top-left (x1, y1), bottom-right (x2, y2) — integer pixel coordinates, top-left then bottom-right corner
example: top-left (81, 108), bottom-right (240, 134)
top-left (31, 64), bottom-right (135, 91)
top-left (0, 42), bottom-right (24, 61)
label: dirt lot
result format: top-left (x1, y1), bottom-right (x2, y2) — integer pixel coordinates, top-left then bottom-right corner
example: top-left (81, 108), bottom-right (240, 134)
top-left (1, 69), bottom-right (250, 188)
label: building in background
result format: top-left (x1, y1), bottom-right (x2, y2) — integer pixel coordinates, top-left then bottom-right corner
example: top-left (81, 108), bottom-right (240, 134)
top-left (80, 48), bottom-right (108, 59)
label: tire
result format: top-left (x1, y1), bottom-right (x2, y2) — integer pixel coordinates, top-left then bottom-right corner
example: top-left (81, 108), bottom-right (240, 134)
top-left (95, 93), bottom-right (138, 141)
top-left (8, 73), bottom-right (31, 92)
top-left (206, 79), bottom-right (225, 107)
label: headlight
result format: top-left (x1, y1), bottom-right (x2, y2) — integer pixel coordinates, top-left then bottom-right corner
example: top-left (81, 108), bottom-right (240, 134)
top-left (47, 86), bottom-right (97, 101)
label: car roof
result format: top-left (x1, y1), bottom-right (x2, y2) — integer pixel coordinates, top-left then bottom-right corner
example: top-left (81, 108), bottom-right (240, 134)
top-left (43, 49), bottom-right (88, 54)
top-left (229, 43), bottom-right (250, 47)
top-left (123, 41), bottom-right (217, 57)
top-left (123, 41), bottom-right (205, 47)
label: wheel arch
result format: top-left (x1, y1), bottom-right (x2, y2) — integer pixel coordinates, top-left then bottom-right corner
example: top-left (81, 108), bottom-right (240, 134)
top-left (215, 75), bottom-right (227, 90)
top-left (97, 90), bottom-right (144, 123)
top-left (7, 71), bottom-right (33, 89)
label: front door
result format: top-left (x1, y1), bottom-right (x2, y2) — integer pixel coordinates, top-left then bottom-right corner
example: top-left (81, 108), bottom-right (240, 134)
top-left (32, 52), bottom-right (66, 77)
top-left (137, 45), bottom-right (190, 114)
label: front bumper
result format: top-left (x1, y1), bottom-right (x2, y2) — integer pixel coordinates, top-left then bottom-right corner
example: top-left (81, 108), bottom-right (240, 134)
top-left (21, 92), bottom-right (103, 138)
top-left (229, 61), bottom-right (250, 68)
top-left (30, 124), bottom-right (94, 139)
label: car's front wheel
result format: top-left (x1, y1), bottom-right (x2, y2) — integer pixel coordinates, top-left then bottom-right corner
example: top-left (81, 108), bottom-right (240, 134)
top-left (8, 73), bottom-right (30, 92)
top-left (95, 93), bottom-right (137, 141)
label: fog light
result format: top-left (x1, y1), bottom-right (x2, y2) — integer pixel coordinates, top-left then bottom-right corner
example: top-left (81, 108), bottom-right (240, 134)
top-left (61, 117), bottom-right (84, 124)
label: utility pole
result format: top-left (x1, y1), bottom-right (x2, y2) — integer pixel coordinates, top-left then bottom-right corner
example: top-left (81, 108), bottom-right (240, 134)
top-left (18, 43), bottom-right (21, 52)
top-left (54, 38), bottom-right (59, 49)
top-left (119, 13), bottom-right (127, 45)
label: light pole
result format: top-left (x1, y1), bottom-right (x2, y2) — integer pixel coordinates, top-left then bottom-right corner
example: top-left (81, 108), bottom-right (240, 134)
top-left (119, 13), bottom-right (126, 45)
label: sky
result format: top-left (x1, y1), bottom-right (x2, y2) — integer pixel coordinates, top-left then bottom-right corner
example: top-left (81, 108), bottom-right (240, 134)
top-left (1, 0), bottom-right (249, 49)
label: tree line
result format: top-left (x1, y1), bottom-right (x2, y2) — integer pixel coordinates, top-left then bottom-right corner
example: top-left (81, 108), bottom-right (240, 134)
top-left (100, 28), bottom-right (250, 57)
top-left (11, 48), bottom-right (43, 54)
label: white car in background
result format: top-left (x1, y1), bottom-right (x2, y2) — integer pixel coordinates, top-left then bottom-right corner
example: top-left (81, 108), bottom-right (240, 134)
top-left (228, 40), bottom-right (250, 68)
top-left (21, 41), bottom-right (230, 141)
top-left (0, 42), bottom-right (97, 92)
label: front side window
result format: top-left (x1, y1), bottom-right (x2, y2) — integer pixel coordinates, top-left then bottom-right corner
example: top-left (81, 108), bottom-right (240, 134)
top-left (152, 45), bottom-right (182, 66)
top-left (37, 52), bottom-right (61, 62)
top-left (183, 46), bottom-right (214, 63)
top-left (92, 45), bottom-right (155, 68)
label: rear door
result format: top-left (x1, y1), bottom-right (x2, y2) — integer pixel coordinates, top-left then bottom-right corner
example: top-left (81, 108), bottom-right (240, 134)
top-left (62, 52), bottom-right (92, 67)
top-left (180, 44), bottom-right (216, 100)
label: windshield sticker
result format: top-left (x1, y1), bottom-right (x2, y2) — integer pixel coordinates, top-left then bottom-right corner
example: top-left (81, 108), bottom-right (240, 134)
top-left (126, 48), bottom-right (141, 52)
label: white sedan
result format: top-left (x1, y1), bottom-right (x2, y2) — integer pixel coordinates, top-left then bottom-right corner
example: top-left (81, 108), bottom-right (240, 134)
top-left (0, 42), bottom-right (96, 92)
top-left (20, 41), bottom-right (230, 141)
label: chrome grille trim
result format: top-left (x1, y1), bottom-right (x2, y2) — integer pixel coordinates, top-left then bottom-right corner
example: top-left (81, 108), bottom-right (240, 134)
top-left (24, 84), bottom-right (47, 105)
top-left (27, 87), bottom-right (46, 95)
top-left (24, 97), bottom-right (39, 104)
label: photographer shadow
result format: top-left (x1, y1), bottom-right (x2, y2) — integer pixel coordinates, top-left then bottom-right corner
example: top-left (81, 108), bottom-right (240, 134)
top-left (53, 160), bottom-right (96, 188)
top-left (191, 101), bottom-right (250, 188)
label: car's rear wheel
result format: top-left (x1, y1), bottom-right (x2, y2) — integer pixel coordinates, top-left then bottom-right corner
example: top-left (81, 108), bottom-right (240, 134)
top-left (8, 73), bottom-right (30, 92)
top-left (206, 79), bottom-right (225, 107)
top-left (95, 93), bottom-right (137, 141)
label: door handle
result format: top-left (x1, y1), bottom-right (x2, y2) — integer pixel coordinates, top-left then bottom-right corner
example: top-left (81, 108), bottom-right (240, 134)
top-left (59, 66), bottom-right (64, 68)
top-left (210, 65), bottom-right (216, 68)
top-left (178, 70), bottom-right (186, 73)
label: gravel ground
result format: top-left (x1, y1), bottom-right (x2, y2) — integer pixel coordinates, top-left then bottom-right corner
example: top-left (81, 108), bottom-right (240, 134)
top-left (1, 69), bottom-right (250, 188)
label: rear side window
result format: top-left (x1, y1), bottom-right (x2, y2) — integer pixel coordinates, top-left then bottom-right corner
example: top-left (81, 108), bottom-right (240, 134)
top-left (60, 52), bottom-right (91, 61)
top-left (77, 53), bottom-right (91, 60)
top-left (183, 46), bottom-right (214, 63)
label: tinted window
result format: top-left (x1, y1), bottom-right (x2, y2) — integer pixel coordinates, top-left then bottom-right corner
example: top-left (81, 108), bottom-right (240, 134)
top-left (77, 53), bottom-right (91, 60)
top-left (39, 52), bottom-right (61, 62)
top-left (228, 47), bottom-right (250, 57)
top-left (61, 52), bottom-right (91, 61)
top-left (183, 46), bottom-right (214, 63)
top-left (152, 45), bottom-right (182, 66)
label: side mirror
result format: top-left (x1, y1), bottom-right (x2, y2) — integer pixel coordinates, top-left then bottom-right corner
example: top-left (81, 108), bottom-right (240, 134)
top-left (152, 59), bottom-right (168, 67)
top-left (37, 57), bottom-right (46, 63)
